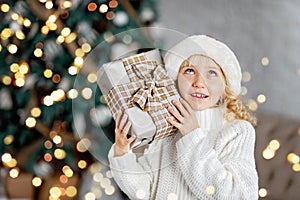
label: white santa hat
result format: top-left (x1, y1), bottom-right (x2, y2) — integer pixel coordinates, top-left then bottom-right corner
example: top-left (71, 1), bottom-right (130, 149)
top-left (164, 35), bottom-right (242, 96)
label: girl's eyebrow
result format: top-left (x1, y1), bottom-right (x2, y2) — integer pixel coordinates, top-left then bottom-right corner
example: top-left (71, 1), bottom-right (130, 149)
top-left (207, 65), bottom-right (222, 71)
top-left (207, 65), bottom-right (219, 69)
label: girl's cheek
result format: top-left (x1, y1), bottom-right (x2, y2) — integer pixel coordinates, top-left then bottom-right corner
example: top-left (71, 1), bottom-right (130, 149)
top-left (207, 81), bottom-right (225, 99)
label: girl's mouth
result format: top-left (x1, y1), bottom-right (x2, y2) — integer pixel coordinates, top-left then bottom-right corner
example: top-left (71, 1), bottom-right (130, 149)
top-left (191, 93), bottom-right (209, 99)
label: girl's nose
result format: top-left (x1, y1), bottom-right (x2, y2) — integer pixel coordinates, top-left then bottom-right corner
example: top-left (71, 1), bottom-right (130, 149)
top-left (192, 75), bottom-right (206, 88)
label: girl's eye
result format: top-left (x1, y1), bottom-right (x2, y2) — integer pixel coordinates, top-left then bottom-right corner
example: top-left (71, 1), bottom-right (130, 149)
top-left (184, 68), bottom-right (195, 74)
top-left (208, 70), bottom-right (217, 77)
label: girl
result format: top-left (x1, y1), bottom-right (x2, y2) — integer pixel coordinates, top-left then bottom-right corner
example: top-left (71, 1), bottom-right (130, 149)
top-left (108, 35), bottom-right (258, 199)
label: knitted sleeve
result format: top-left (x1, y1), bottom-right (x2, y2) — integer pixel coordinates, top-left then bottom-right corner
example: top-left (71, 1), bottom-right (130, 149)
top-left (108, 144), bottom-right (152, 199)
top-left (176, 120), bottom-right (258, 200)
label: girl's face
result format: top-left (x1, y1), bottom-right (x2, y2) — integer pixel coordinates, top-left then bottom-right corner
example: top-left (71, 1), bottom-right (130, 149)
top-left (177, 55), bottom-right (226, 111)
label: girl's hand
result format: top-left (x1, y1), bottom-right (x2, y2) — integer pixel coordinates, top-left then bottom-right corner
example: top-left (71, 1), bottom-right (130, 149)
top-left (167, 98), bottom-right (200, 135)
top-left (114, 110), bottom-right (136, 157)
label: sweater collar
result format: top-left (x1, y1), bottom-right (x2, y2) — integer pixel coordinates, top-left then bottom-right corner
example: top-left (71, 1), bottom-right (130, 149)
top-left (194, 106), bottom-right (226, 132)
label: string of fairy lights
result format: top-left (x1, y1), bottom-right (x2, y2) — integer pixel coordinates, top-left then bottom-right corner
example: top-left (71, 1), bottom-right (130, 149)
top-left (1, 0), bottom-right (300, 199)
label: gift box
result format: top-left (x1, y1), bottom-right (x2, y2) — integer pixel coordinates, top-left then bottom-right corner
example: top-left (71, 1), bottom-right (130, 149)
top-left (97, 49), bottom-right (180, 148)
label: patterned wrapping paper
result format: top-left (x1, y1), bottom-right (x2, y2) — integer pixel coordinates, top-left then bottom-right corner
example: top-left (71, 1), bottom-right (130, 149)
top-left (97, 49), bottom-right (180, 148)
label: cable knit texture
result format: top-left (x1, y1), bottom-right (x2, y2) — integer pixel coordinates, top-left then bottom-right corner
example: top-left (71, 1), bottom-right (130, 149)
top-left (108, 107), bottom-right (258, 200)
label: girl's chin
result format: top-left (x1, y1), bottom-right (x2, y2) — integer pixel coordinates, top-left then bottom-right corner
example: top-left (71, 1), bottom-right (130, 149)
top-left (190, 104), bottom-right (210, 111)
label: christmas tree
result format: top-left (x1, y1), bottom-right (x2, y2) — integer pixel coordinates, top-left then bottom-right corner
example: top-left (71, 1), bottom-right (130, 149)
top-left (0, 0), bottom-right (158, 199)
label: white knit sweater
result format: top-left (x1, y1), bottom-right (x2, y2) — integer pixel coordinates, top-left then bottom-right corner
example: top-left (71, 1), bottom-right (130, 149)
top-left (108, 107), bottom-right (258, 200)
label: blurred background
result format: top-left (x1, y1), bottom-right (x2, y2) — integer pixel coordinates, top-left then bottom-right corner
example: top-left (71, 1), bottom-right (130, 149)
top-left (0, 0), bottom-right (299, 199)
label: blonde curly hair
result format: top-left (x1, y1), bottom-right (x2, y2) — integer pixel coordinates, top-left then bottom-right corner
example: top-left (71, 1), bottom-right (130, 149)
top-left (223, 86), bottom-right (257, 126)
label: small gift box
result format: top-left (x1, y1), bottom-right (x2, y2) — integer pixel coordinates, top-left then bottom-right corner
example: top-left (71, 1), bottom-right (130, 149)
top-left (97, 49), bottom-right (180, 148)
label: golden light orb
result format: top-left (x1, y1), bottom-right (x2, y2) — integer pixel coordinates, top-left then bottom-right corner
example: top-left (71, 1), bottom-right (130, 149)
top-left (43, 69), bottom-right (53, 78)
top-left (65, 32), bottom-right (77, 43)
top-left (11, 12), bottom-right (19, 21)
top-left (48, 14), bottom-right (57, 23)
top-left (81, 87), bottom-right (93, 100)
top-left (61, 27), bottom-right (71, 37)
top-left (262, 148), bottom-right (275, 160)
top-left (10, 63), bottom-right (19, 73)
top-left (34, 48), bottom-right (43, 57)
top-left (54, 148), bottom-right (66, 160)
top-left (53, 135), bottom-right (62, 144)
top-left (67, 89), bottom-right (78, 99)
top-left (82, 43), bottom-right (91, 53)
top-left (257, 94), bottom-right (267, 104)
top-left (258, 188), bottom-right (268, 198)
top-left (76, 138), bottom-right (91, 152)
top-left (5, 158), bottom-right (17, 168)
top-left (247, 99), bottom-right (258, 111)
top-left (2, 76), bottom-right (12, 85)
top-left (261, 57), bottom-right (269, 67)
top-left (48, 23), bottom-right (57, 31)
top-left (2, 153), bottom-right (12, 163)
top-left (4, 135), bottom-right (14, 145)
top-left (45, 1), bottom-right (54, 9)
top-left (68, 66), bottom-right (79, 75)
top-left (32, 177), bottom-right (43, 187)
top-left (56, 35), bottom-right (65, 44)
top-left (85, 192), bottom-right (96, 200)
top-left (15, 78), bottom-right (25, 87)
top-left (51, 89), bottom-right (65, 102)
top-left (23, 18), bottom-right (31, 27)
top-left (105, 186), bottom-right (115, 195)
top-left (16, 30), bottom-right (25, 40)
top-left (25, 117), bottom-right (36, 128)
top-left (63, 1), bottom-right (72, 9)
top-left (87, 73), bottom-right (97, 83)
top-left (1, 3), bottom-right (10, 12)
top-left (31, 107), bottom-right (42, 117)
top-left (74, 57), bottom-right (84, 67)
top-left (9, 168), bottom-right (20, 178)
top-left (66, 186), bottom-right (77, 198)
top-left (49, 186), bottom-right (62, 199)
top-left (7, 44), bottom-right (18, 54)
top-left (41, 25), bottom-right (50, 35)
top-left (75, 48), bottom-right (85, 57)
top-left (99, 4), bottom-right (108, 13)
top-left (43, 95), bottom-right (54, 106)
top-left (19, 62), bottom-right (30, 74)
top-left (269, 139), bottom-right (280, 151)
top-left (292, 163), bottom-right (300, 172)
top-left (1, 28), bottom-right (13, 40)
top-left (64, 168), bottom-right (74, 178)
top-left (78, 160), bottom-right (87, 169)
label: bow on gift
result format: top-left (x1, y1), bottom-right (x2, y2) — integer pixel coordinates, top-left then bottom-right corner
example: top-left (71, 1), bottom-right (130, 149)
top-left (130, 63), bottom-right (172, 111)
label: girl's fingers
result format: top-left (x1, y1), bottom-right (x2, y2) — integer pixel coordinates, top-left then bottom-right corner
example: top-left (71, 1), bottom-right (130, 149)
top-left (166, 117), bottom-right (181, 129)
top-left (115, 110), bottom-right (122, 129)
top-left (123, 120), bottom-right (132, 135)
top-left (127, 134), bottom-right (136, 144)
top-left (172, 100), bottom-right (189, 117)
top-left (179, 98), bottom-right (193, 114)
top-left (168, 106), bottom-right (183, 122)
top-left (119, 113), bottom-right (128, 130)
